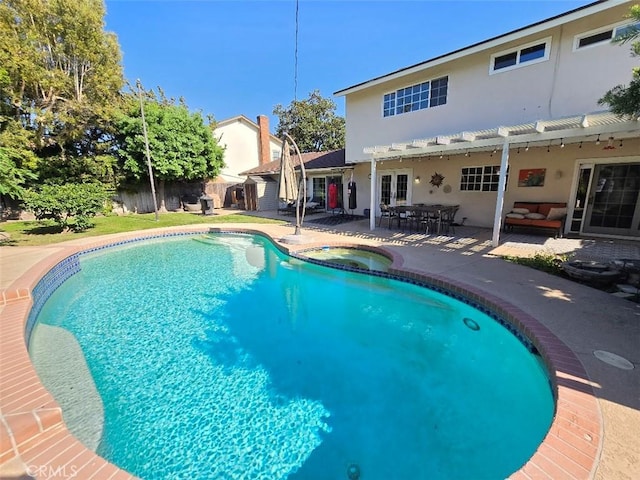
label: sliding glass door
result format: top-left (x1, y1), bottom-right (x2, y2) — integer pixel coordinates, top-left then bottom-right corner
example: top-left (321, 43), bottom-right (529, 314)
top-left (583, 162), bottom-right (640, 237)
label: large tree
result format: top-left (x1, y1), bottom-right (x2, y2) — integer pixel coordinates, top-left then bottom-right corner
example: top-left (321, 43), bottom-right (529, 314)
top-left (0, 118), bottom-right (37, 199)
top-left (598, 4), bottom-right (640, 117)
top-left (114, 89), bottom-right (225, 212)
top-left (0, 0), bottom-right (123, 179)
top-left (273, 90), bottom-right (345, 153)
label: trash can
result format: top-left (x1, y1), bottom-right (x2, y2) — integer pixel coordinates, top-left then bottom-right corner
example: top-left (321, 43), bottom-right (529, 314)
top-left (200, 194), bottom-right (214, 215)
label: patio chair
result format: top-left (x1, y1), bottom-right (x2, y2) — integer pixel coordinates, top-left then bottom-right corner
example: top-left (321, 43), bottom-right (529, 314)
top-left (378, 203), bottom-right (395, 228)
top-left (439, 206), bottom-right (459, 234)
top-left (412, 210), bottom-right (432, 234)
top-left (396, 208), bottom-right (412, 232)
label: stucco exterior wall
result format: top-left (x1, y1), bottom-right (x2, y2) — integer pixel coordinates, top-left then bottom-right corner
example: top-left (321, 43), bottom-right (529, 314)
top-left (343, 3), bottom-right (635, 164)
top-left (214, 119), bottom-right (282, 182)
top-left (370, 137), bottom-right (639, 228)
top-left (215, 120), bottom-right (261, 181)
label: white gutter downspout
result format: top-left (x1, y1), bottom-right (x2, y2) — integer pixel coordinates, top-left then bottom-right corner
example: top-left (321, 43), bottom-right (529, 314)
top-left (370, 156), bottom-right (377, 230)
top-left (492, 140), bottom-right (510, 247)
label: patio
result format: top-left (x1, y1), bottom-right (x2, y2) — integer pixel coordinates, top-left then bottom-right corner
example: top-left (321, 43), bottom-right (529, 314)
top-left (0, 216), bottom-right (638, 479)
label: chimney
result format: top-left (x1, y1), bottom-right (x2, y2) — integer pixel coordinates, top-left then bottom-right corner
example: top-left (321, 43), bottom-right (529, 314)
top-left (257, 115), bottom-right (270, 165)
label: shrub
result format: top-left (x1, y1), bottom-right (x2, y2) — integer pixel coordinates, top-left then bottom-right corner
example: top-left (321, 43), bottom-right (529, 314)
top-left (22, 183), bottom-right (111, 232)
top-left (504, 251), bottom-right (572, 275)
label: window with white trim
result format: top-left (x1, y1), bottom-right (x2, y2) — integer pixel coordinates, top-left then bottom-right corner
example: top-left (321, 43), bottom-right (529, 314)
top-left (490, 37), bottom-right (551, 73)
top-left (574, 22), bottom-right (640, 50)
top-left (382, 76), bottom-right (448, 117)
top-left (460, 165), bottom-right (505, 192)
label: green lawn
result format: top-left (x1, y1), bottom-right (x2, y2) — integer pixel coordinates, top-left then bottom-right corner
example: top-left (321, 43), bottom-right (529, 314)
top-left (0, 212), bottom-right (285, 246)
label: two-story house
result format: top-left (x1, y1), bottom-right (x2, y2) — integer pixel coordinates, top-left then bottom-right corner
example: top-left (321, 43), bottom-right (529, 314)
top-left (213, 115), bottom-right (282, 183)
top-left (334, 0), bottom-right (640, 243)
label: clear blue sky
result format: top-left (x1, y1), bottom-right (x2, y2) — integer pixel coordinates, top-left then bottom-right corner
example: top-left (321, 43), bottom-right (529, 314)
top-left (105, 0), bottom-right (593, 130)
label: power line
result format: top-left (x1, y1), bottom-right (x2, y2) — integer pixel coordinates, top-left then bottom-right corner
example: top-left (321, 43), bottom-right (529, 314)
top-left (294, 0), bottom-right (299, 101)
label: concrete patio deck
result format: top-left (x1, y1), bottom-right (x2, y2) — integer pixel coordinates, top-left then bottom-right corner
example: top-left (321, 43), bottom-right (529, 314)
top-left (1, 215), bottom-right (638, 479)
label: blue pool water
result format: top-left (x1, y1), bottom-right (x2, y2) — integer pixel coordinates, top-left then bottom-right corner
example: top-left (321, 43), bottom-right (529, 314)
top-left (30, 233), bottom-right (553, 479)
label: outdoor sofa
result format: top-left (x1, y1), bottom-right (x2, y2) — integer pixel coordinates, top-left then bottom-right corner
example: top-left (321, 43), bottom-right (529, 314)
top-left (503, 201), bottom-right (567, 237)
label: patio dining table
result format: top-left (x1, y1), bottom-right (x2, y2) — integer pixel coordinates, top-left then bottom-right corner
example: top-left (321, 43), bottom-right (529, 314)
top-left (390, 204), bottom-right (460, 234)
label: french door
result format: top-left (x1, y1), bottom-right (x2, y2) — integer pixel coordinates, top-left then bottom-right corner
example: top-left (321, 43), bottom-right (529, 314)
top-left (582, 162), bottom-right (640, 237)
top-left (378, 169), bottom-right (412, 212)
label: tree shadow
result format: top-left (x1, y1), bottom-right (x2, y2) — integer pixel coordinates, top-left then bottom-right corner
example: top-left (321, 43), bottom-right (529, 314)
top-left (21, 223), bottom-right (65, 235)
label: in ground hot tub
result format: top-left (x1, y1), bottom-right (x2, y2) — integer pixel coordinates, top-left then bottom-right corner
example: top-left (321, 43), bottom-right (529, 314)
top-left (298, 246), bottom-right (392, 272)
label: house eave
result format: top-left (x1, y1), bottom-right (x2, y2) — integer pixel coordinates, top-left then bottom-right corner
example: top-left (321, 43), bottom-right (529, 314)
top-left (359, 111), bottom-right (640, 162)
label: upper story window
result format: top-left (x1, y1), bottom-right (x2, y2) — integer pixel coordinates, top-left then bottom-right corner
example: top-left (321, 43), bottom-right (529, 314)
top-left (490, 37), bottom-right (551, 74)
top-left (574, 22), bottom-right (640, 50)
top-left (271, 150), bottom-right (280, 161)
top-left (382, 76), bottom-right (448, 117)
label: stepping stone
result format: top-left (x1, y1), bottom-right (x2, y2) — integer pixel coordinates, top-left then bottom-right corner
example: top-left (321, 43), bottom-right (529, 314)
top-left (616, 284), bottom-right (640, 294)
top-left (611, 291), bottom-right (636, 300)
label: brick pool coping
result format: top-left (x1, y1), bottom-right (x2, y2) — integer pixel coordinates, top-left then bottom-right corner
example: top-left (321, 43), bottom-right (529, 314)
top-left (0, 226), bottom-right (602, 479)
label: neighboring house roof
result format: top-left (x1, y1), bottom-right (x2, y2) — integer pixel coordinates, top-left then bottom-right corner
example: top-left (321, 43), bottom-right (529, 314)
top-left (334, 0), bottom-right (616, 96)
top-left (239, 149), bottom-right (346, 176)
top-left (215, 114), bottom-right (281, 144)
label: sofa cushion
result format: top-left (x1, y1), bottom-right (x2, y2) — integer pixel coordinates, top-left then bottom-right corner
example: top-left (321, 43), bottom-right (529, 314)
top-left (546, 207), bottom-right (567, 221)
top-left (513, 202), bottom-right (539, 214)
top-left (538, 203), bottom-right (567, 217)
top-left (525, 212), bottom-right (546, 220)
top-left (506, 218), bottom-right (562, 228)
top-left (506, 213), bottom-right (526, 219)
top-left (511, 207), bottom-right (530, 215)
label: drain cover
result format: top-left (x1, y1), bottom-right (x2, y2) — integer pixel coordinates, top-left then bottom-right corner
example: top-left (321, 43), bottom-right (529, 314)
top-left (593, 350), bottom-right (634, 370)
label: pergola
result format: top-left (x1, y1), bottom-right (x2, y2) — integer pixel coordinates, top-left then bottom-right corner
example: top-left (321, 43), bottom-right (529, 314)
top-left (363, 111), bottom-right (640, 246)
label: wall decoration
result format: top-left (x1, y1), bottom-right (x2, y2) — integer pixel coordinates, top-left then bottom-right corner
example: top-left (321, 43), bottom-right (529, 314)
top-left (430, 172), bottom-right (445, 188)
top-left (518, 168), bottom-right (546, 187)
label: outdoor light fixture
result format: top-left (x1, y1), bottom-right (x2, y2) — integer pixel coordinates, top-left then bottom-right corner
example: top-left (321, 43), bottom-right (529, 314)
top-left (439, 152), bottom-right (444, 159)
top-left (525, 142), bottom-right (530, 151)
top-left (579, 141), bottom-right (583, 148)
top-left (596, 134), bottom-right (601, 145)
top-left (560, 138), bottom-right (565, 148)
top-left (547, 142), bottom-right (551, 153)
top-left (414, 176), bottom-right (421, 184)
top-left (465, 150), bottom-right (470, 157)
top-left (603, 137), bottom-right (616, 150)
top-left (619, 139), bottom-right (623, 148)
top-left (517, 147), bottom-right (521, 154)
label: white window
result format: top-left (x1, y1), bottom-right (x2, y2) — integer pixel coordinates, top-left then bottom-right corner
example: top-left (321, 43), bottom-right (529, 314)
top-left (382, 76), bottom-right (448, 117)
top-left (460, 165), bottom-right (504, 192)
top-left (574, 22), bottom-right (640, 51)
top-left (271, 150), bottom-right (280, 160)
top-left (490, 37), bottom-right (551, 74)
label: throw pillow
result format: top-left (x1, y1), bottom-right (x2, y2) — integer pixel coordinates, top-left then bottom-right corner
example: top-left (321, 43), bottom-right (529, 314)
top-left (511, 207), bottom-right (530, 214)
top-left (525, 212), bottom-right (546, 220)
top-left (546, 207), bottom-right (567, 221)
top-left (506, 213), bottom-right (525, 219)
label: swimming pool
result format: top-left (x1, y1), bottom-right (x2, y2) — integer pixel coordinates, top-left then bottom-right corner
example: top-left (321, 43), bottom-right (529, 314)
top-left (29, 233), bottom-right (554, 479)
